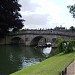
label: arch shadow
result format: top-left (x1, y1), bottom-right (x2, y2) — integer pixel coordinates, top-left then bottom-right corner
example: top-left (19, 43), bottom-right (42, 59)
top-left (30, 36), bottom-right (46, 46)
top-left (11, 37), bottom-right (24, 45)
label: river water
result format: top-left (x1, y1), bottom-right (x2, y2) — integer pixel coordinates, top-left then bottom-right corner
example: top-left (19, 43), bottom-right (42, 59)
top-left (0, 45), bottom-right (54, 75)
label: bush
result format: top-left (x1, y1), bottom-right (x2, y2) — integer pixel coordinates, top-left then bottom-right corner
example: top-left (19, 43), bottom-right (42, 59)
top-left (58, 40), bottom-right (75, 54)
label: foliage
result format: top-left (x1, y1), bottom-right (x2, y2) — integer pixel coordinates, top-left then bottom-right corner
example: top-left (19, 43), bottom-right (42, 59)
top-left (10, 52), bottom-right (75, 75)
top-left (54, 37), bottom-right (75, 53)
top-left (54, 37), bottom-right (65, 54)
top-left (68, 4), bottom-right (75, 18)
top-left (68, 4), bottom-right (75, 31)
top-left (54, 37), bottom-right (64, 45)
top-left (0, 0), bottom-right (24, 35)
top-left (58, 40), bottom-right (75, 53)
top-left (69, 26), bottom-right (75, 32)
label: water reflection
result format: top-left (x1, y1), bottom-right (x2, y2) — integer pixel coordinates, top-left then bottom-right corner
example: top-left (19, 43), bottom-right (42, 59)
top-left (21, 58), bottom-right (42, 69)
top-left (0, 45), bottom-right (53, 75)
top-left (43, 47), bottom-right (52, 57)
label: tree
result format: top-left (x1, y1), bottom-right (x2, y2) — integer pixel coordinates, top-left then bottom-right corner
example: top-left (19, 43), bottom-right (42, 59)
top-left (68, 4), bottom-right (75, 18)
top-left (58, 40), bottom-right (74, 54)
top-left (69, 26), bottom-right (75, 32)
top-left (0, 0), bottom-right (24, 36)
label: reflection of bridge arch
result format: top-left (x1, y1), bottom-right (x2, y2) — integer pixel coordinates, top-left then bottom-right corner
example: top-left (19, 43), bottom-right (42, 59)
top-left (11, 37), bottom-right (24, 45)
top-left (30, 36), bottom-right (47, 46)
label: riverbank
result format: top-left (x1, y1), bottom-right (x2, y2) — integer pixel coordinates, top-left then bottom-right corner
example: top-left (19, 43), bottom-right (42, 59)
top-left (10, 52), bottom-right (75, 75)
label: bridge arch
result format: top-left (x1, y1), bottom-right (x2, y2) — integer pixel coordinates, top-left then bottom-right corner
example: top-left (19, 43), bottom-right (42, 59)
top-left (30, 36), bottom-right (47, 46)
top-left (11, 37), bottom-right (25, 45)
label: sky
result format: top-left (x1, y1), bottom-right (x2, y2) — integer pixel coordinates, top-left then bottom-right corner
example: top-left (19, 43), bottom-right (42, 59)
top-left (19, 0), bottom-right (75, 29)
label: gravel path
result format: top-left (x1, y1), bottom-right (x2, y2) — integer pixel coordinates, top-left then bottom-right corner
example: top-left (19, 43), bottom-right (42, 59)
top-left (66, 60), bottom-right (75, 75)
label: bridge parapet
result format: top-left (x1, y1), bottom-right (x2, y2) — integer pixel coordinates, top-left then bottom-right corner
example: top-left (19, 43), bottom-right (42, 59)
top-left (8, 30), bottom-right (75, 37)
top-left (1, 29), bottom-right (75, 46)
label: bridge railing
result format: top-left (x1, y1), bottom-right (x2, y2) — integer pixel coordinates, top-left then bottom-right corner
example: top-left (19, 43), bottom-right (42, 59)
top-left (7, 30), bottom-right (75, 37)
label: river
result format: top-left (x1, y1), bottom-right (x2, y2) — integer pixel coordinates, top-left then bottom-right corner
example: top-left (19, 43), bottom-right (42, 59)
top-left (0, 45), bottom-right (55, 75)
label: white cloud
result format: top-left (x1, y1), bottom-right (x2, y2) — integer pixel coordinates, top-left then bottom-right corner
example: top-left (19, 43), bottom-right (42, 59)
top-left (23, 14), bottom-right (49, 25)
top-left (19, 0), bottom-right (75, 29)
top-left (19, 0), bottom-right (39, 12)
top-left (66, 0), bottom-right (75, 5)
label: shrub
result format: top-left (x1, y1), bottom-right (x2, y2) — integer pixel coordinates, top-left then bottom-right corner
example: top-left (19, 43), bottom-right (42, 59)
top-left (58, 40), bottom-right (75, 54)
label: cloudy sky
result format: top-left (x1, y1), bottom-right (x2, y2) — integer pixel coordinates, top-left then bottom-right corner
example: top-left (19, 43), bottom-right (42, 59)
top-left (19, 0), bottom-right (75, 29)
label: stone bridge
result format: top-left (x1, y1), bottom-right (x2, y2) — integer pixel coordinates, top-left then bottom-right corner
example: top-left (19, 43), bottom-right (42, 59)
top-left (0, 29), bottom-right (75, 46)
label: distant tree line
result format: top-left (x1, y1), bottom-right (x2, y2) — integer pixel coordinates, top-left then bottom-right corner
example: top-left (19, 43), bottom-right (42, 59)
top-left (0, 0), bottom-right (24, 37)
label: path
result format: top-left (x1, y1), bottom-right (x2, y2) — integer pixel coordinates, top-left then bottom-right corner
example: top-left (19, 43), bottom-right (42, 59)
top-left (66, 60), bottom-right (75, 75)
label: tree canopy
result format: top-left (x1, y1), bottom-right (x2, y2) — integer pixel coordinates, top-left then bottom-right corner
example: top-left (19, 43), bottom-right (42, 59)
top-left (68, 4), bottom-right (75, 18)
top-left (69, 26), bottom-right (75, 32)
top-left (0, 0), bottom-right (24, 36)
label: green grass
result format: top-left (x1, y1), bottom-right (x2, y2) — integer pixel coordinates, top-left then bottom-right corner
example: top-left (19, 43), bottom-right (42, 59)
top-left (10, 52), bottom-right (75, 75)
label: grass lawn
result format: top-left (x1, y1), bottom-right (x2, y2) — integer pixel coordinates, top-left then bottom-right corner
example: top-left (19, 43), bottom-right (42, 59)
top-left (10, 52), bottom-right (75, 75)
